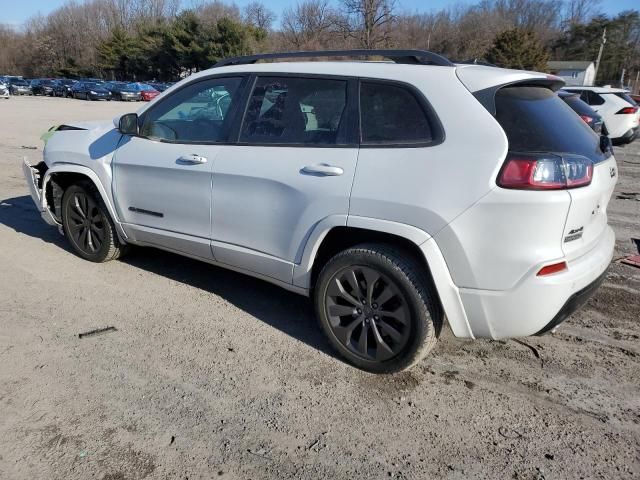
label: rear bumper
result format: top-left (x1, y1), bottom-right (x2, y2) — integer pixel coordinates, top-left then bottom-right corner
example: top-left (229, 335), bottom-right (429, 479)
top-left (534, 268), bottom-right (607, 335)
top-left (614, 126), bottom-right (638, 144)
top-left (459, 226), bottom-right (614, 339)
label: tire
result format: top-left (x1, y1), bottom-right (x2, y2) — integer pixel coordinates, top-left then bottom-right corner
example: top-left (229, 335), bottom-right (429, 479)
top-left (61, 183), bottom-right (127, 263)
top-left (314, 243), bottom-right (441, 373)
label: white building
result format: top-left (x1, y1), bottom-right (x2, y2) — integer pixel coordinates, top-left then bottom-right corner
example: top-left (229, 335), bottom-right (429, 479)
top-left (547, 61), bottom-right (596, 86)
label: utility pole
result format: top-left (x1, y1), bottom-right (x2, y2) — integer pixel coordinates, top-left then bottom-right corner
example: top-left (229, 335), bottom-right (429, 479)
top-left (634, 70), bottom-right (639, 94)
top-left (619, 68), bottom-right (625, 89)
top-left (593, 27), bottom-right (606, 86)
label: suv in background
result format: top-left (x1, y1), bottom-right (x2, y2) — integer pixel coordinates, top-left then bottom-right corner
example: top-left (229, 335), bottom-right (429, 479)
top-left (564, 86), bottom-right (639, 144)
top-left (23, 50), bottom-right (617, 373)
top-left (559, 90), bottom-right (605, 135)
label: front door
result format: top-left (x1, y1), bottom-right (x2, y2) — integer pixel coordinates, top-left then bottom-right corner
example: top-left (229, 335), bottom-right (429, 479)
top-left (211, 75), bottom-right (359, 283)
top-left (112, 75), bottom-right (246, 259)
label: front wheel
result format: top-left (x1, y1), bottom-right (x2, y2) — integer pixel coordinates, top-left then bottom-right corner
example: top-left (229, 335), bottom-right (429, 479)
top-left (61, 183), bottom-right (127, 262)
top-left (314, 243), bottom-right (441, 373)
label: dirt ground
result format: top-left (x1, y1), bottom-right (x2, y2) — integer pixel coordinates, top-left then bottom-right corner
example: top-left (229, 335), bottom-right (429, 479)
top-left (0, 95), bottom-right (639, 480)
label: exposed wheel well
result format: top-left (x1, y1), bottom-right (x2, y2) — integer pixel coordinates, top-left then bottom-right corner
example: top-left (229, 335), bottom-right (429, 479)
top-left (45, 172), bottom-right (96, 222)
top-left (311, 226), bottom-right (434, 288)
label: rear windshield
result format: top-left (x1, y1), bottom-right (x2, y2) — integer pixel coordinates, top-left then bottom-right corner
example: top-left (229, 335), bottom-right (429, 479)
top-left (563, 94), bottom-right (597, 117)
top-left (610, 92), bottom-right (638, 106)
top-left (495, 86), bottom-right (605, 163)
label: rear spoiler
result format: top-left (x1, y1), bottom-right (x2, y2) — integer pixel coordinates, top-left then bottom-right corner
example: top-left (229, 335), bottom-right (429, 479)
top-left (472, 77), bottom-right (565, 116)
top-left (455, 65), bottom-right (564, 115)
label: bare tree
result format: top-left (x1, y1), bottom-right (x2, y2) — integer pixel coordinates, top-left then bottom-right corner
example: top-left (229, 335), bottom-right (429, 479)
top-left (339, 0), bottom-right (397, 49)
top-left (563, 0), bottom-right (601, 26)
top-left (244, 1), bottom-right (276, 31)
top-left (281, 0), bottom-right (340, 50)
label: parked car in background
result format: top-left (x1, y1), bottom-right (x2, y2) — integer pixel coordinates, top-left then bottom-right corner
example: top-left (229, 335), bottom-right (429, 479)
top-left (106, 81), bottom-right (142, 101)
top-left (8, 78), bottom-right (32, 95)
top-left (71, 81), bottom-right (112, 101)
top-left (23, 50), bottom-right (618, 373)
top-left (52, 79), bottom-right (77, 97)
top-left (563, 86), bottom-right (639, 144)
top-left (630, 93), bottom-right (640, 103)
top-left (558, 90), bottom-right (605, 135)
top-left (128, 83), bottom-right (160, 101)
top-left (0, 81), bottom-right (9, 99)
top-left (148, 82), bottom-right (171, 92)
top-left (30, 78), bottom-right (56, 96)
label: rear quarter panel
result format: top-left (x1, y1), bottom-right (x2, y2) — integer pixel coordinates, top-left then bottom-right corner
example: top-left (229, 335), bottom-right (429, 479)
top-left (349, 67), bottom-right (508, 236)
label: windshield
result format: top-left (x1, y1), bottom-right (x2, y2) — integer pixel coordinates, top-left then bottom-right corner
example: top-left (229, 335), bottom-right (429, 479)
top-left (85, 82), bottom-right (103, 89)
top-left (11, 79), bottom-right (28, 86)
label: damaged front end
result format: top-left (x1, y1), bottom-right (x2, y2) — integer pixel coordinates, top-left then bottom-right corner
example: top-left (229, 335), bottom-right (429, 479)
top-left (23, 124), bottom-right (85, 230)
top-left (22, 159), bottom-right (61, 229)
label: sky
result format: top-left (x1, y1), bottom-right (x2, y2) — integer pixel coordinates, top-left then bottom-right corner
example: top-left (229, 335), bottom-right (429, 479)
top-left (0, 0), bottom-right (637, 27)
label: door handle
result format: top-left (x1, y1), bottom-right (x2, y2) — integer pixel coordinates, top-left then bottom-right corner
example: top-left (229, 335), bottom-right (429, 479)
top-left (177, 154), bottom-right (207, 165)
top-left (301, 163), bottom-right (344, 176)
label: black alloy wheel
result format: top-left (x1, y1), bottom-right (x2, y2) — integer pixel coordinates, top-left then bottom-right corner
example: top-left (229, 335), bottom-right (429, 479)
top-left (315, 243), bottom-right (440, 373)
top-left (65, 190), bottom-right (106, 255)
top-left (61, 183), bottom-right (127, 262)
top-left (325, 265), bottom-right (411, 362)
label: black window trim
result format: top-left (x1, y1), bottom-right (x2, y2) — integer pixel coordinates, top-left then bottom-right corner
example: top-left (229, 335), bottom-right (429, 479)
top-left (132, 71), bottom-right (445, 149)
top-left (136, 74), bottom-right (251, 146)
top-left (234, 72), bottom-right (359, 149)
top-left (357, 77), bottom-right (445, 149)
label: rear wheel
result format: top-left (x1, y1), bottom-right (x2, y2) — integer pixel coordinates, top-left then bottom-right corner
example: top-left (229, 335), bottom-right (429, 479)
top-left (61, 183), bottom-right (127, 262)
top-left (314, 243), bottom-right (440, 373)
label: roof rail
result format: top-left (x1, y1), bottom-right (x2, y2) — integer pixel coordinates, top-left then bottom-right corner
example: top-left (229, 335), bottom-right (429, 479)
top-left (213, 49), bottom-right (455, 68)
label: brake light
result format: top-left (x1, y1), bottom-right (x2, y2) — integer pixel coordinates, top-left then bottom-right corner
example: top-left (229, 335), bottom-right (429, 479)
top-left (497, 153), bottom-right (593, 190)
top-left (616, 106), bottom-right (638, 114)
top-left (579, 114), bottom-right (593, 124)
top-left (537, 261), bottom-right (568, 276)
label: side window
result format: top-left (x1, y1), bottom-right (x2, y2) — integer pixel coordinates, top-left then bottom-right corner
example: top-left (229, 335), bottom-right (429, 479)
top-left (589, 92), bottom-right (605, 105)
top-left (240, 76), bottom-right (348, 145)
top-left (360, 82), bottom-right (435, 144)
top-left (140, 77), bottom-right (243, 143)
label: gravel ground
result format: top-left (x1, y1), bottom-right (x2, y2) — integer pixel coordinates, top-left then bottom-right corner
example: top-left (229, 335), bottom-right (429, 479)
top-left (0, 96), bottom-right (639, 480)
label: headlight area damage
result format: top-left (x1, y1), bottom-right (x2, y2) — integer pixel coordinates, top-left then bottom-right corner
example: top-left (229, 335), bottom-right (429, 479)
top-left (24, 124), bottom-right (89, 230)
top-left (40, 124), bottom-right (87, 145)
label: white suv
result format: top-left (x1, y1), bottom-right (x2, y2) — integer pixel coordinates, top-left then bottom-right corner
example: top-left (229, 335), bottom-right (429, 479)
top-left (23, 50), bottom-right (617, 373)
top-left (563, 86), bottom-right (639, 144)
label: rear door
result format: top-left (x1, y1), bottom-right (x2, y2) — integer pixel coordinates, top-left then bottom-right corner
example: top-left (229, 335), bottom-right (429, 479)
top-left (210, 74), bottom-right (359, 283)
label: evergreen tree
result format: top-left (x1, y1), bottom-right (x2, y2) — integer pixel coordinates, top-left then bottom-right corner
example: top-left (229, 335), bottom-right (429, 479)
top-left (486, 28), bottom-right (549, 71)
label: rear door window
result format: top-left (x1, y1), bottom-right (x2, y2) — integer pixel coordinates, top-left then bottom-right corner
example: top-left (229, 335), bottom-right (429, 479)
top-left (240, 76), bottom-right (348, 145)
top-left (495, 86), bottom-right (605, 163)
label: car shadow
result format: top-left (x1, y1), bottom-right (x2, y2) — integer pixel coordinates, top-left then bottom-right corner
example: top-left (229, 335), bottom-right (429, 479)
top-left (0, 195), bottom-right (336, 359)
top-left (0, 195), bottom-right (67, 249)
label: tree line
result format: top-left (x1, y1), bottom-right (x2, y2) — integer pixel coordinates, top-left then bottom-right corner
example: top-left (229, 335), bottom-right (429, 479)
top-left (0, 0), bottom-right (638, 87)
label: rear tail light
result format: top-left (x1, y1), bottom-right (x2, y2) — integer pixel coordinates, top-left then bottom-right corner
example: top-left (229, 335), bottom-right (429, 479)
top-left (497, 153), bottom-right (593, 190)
top-left (579, 114), bottom-right (593, 124)
top-left (616, 106), bottom-right (638, 114)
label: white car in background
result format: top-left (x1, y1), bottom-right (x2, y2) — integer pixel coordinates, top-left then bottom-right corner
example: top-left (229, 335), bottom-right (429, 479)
top-left (563, 86), bottom-right (639, 144)
top-left (23, 50), bottom-right (618, 373)
top-left (0, 81), bottom-right (9, 99)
